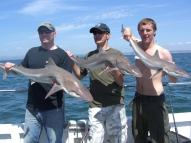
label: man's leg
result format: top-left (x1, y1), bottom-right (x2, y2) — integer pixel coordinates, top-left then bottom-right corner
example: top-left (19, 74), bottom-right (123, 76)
top-left (87, 107), bottom-right (105, 143)
top-left (24, 109), bottom-right (42, 143)
top-left (148, 101), bottom-right (171, 143)
top-left (132, 101), bottom-right (148, 143)
top-left (106, 104), bottom-right (127, 143)
top-left (43, 108), bottom-right (63, 143)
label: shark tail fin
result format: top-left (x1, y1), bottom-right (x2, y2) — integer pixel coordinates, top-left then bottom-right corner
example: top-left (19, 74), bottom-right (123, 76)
top-left (2, 70), bottom-right (8, 79)
top-left (0, 65), bottom-right (9, 79)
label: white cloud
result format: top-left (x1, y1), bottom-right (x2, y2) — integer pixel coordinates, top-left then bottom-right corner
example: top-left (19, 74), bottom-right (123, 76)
top-left (76, 9), bottom-right (133, 21)
top-left (29, 34), bottom-right (39, 39)
top-left (15, 47), bottom-right (23, 50)
top-left (56, 23), bottom-right (93, 32)
top-left (169, 42), bottom-right (191, 45)
top-left (19, 0), bottom-right (79, 15)
top-left (68, 34), bottom-right (92, 39)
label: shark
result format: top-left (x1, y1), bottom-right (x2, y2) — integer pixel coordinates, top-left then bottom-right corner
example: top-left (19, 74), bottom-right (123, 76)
top-left (0, 57), bottom-right (93, 101)
top-left (121, 24), bottom-right (190, 78)
top-left (71, 48), bottom-right (142, 77)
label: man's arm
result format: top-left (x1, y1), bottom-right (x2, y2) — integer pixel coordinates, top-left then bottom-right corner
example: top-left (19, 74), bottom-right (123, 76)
top-left (112, 70), bottom-right (124, 86)
top-left (162, 49), bottom-right (178, 83)
top-left (66, 51), bottom-right (84, 80)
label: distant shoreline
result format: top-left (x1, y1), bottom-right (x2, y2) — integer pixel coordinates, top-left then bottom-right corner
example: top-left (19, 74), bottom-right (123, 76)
top-left (0, 50), bottom-right (190, 61)
top-left (123, 50), bottom-right (191, 55)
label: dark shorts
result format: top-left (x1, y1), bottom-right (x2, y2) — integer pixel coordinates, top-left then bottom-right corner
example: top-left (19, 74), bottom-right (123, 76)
top-left (132, 92), bottom-right (171, 143)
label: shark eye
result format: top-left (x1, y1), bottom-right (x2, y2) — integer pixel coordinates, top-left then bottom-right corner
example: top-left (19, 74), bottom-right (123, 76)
top-left (174, 71), bottom-right (180, 75)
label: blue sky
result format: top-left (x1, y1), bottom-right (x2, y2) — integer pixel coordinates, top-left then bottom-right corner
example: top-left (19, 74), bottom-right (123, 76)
top-left (1, 0), bottom-right (191, 59)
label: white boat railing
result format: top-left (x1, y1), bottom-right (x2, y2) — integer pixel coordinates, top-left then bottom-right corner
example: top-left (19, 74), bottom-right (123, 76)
top-left (0, 82), bottom-right (191, 92)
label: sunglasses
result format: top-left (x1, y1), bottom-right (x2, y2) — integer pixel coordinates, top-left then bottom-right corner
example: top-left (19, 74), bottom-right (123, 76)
top-left (92, 30), bottom-right (106, 35)
top-left (38, 29), bottom-right (53, 35)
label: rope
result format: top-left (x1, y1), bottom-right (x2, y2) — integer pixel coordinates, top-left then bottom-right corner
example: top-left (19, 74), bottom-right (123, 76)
top-left (164, 76), bottom-right (180, 143)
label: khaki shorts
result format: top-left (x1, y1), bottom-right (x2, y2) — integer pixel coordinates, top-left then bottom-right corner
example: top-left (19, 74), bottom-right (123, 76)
top-left (132, 93), bottom-right (171, 143)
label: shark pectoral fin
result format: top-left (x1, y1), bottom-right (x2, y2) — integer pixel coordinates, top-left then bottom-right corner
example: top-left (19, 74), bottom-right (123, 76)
top-left (45, 83), bottom-right (63, 99)
top-left (98, 67), bottom-right (118, 75)
top-left (2, 70), bottom-right (8, 79)
top-left (149, 70), bottom-right (162, 79)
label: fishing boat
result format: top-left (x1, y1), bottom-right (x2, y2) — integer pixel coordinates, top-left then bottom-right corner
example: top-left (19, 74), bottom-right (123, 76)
top-left (0, 82), bottom-right (191, 143)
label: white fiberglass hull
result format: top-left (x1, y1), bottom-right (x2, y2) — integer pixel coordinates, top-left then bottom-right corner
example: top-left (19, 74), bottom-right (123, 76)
top-left (0, 112), bottom-right (190, 143)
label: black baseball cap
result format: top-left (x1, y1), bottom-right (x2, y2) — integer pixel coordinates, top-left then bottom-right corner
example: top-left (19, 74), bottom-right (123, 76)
top-left (90, 23), bottom-right (110, 33)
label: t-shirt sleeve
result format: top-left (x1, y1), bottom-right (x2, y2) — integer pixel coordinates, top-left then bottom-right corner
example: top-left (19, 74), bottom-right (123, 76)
top-left (60, 51), bottom-right (72, 73)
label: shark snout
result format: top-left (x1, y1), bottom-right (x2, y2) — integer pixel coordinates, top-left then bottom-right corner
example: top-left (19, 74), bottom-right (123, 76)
top-left (80, 89), bottom-right (94, 101)
top-left (75, 87), bottom-right (93, 101)
top-left (133, 69), bottom-right (142, 77)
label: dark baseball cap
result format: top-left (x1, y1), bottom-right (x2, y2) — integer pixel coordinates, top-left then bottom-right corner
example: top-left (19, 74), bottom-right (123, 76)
top-left (90, 23), bottom-right (110, 33)
top-left (37, 22), bottom-right (56, 31)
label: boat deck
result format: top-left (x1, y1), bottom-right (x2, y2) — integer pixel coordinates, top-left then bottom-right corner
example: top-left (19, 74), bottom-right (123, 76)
top-left (0, 112), bottom-right (190, 143)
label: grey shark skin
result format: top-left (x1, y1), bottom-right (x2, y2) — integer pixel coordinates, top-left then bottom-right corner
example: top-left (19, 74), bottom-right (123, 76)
top-left (128, 38), bottom-right (190, 78)
top-left (71, 49), bottom-right (142, 77)
top-left (0, 58), bottom-right (93, 101)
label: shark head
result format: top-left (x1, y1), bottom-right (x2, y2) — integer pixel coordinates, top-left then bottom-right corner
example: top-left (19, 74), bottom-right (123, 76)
top-left (44, 57), bottom-right (94, 101)
top-left (164, 66), bottom-right (190, 78)
top-left (116, 56), bottom-right (142, 77)
top-left (65, 80), bottom-right (93, 101)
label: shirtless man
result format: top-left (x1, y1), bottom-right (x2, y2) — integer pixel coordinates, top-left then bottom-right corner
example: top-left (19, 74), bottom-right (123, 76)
top-left (123, 18), bottom-right (177, 143)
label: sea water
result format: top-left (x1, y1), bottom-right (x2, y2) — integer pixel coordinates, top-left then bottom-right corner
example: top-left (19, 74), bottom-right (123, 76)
top-left (0, 53), bottom-right (190, 124)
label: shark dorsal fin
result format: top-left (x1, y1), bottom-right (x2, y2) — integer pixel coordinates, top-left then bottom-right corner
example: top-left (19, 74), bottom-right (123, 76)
top-left (153, 50), bottom-right (160, 58)
top-left (97, 48), bottom-right (106, 57)
top-left (47, 57), bottom-right (56, 66)
top-left (17, 63), bottom-right (24, 67)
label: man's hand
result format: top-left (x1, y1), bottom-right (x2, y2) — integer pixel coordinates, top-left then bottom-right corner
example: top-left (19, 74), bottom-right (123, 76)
top-left (123, 28), bottom-right (132, 41)
top-left (5, 62), bottom-right (15, 70)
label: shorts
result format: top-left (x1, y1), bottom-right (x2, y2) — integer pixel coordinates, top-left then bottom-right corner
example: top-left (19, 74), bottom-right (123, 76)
top-left (87, 104), bottom-right (127, 143)
top-left (132, 92), bottom-right (171, 143)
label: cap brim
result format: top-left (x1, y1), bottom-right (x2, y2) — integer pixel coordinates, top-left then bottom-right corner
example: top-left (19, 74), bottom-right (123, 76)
top-left (38, 26), bottom-right (51, 31)
top-left (90, 27), bottom-right (99, 33)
